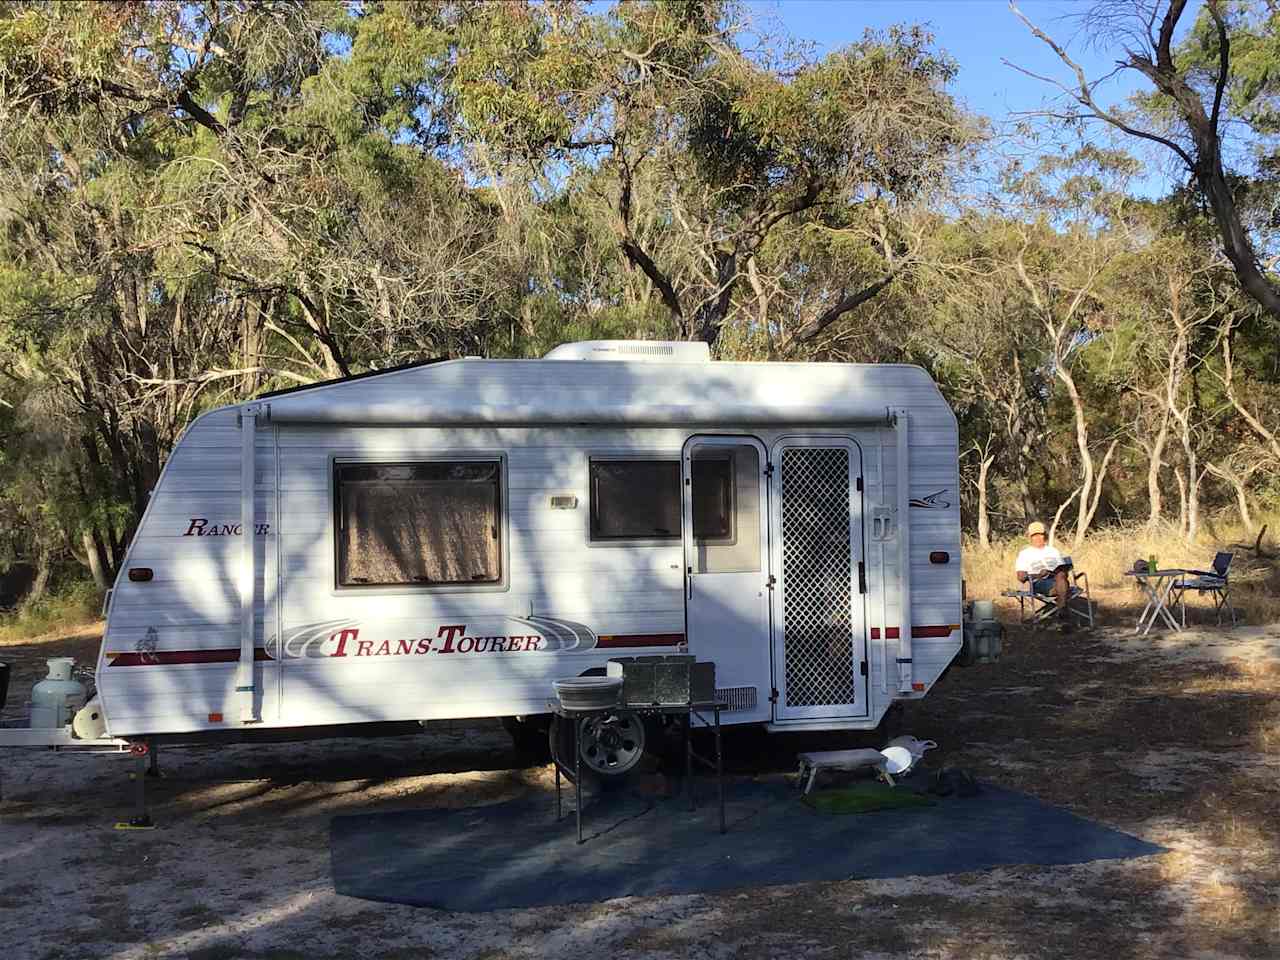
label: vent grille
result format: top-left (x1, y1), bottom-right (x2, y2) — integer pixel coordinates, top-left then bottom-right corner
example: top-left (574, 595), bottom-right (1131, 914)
top-left (716, 686), bottom-right (757, 712)
top-left (778, 447), bottom-right (855, 707)
top-left (618, 344), bottom-right (673, 356)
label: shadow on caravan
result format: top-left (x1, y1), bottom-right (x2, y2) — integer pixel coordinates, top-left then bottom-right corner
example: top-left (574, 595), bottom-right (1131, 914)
top-left (12, 340), bottom-right (992, 789)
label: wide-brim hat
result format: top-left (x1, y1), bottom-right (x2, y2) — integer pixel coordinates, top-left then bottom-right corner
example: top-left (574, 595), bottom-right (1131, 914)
top-left (1026, 521), bottom-right (1047, 537)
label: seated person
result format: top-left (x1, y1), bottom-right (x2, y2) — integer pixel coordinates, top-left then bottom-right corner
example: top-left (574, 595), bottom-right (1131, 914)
top-left (1014, 521), bottom-right (1072, 622)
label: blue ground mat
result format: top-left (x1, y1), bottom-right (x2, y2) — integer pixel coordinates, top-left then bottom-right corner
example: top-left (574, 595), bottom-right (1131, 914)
top-left (329, 778), bottom-right (1165, 911)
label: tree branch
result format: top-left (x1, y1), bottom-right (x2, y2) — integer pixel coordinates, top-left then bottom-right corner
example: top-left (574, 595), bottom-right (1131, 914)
top-left (778, 270), bottom-right (901, 351)
top-left (1005, 4), bottom-right (1196, 169)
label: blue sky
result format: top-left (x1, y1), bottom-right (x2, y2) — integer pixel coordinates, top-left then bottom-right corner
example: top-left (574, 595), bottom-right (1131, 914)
top-left (759, 0), bottom-right (1201, 194)
top-left (761, 0), bottom-right (1155, 118)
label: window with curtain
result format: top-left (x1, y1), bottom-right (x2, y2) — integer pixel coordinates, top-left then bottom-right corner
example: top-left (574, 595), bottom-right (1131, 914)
top-left (335, 460), bottom-right (502, 587)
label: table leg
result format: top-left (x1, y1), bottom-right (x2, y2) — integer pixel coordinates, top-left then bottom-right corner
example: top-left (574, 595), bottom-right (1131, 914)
top-left (1154, 577), bottom-right (1182, 632)
top-left (574, 715), bottom-right (583, 845)
top-left (1135, 581), bottom-right (1158, 635)
top-left (714, 706), bottom-right (724, 835)
top-left (685, 712), bottom-right (695, 812)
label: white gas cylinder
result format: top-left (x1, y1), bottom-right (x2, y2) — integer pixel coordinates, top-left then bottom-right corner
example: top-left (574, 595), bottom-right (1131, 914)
top-left (30, 657), bottom-right (86, 729)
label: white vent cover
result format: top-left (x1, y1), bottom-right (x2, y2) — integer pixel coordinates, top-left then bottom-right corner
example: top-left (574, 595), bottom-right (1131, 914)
top-left (542, 340), bottom-right (711, 362)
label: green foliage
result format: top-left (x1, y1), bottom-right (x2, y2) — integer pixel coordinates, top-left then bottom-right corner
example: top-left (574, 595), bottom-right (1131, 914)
top-left (0, 0), bottom-right (1277, 600)
top-left (0, 580), bottom-right (101, 639)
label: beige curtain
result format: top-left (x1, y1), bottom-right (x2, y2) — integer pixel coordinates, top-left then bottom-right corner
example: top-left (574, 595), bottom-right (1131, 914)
top-left (340, 480), bottom-right (499, 585)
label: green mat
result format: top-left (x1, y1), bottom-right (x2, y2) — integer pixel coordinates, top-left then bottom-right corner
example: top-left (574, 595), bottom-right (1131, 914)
top-left (803, 782), bottom-right (936, 815)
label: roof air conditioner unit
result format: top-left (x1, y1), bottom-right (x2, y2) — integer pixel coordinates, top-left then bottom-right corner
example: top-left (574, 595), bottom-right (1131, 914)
top-left (542, 340), bottom-right (711, 362)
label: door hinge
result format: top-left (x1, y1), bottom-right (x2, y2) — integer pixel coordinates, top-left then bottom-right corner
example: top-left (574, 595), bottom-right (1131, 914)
top-left (860, 661), bottom-right (868, 676)
top-left (764, 461), bottom-right (774, 478)
top-left (857, 561), bottom-right (866, 594)
top-left (768, 688), bottom-right (779, 704)
top-left (856, 475), bottom-right (863, 491)
top-left (767, 575), bottom-right (777, 590)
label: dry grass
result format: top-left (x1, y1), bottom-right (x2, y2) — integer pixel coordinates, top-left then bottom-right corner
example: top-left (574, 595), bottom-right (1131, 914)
top-left (4, 619), bottom-right (1280, 957)
top-left (0, 580), bottom-right (102, 643)
top-left (963, 512), bottom-right (1280, 624)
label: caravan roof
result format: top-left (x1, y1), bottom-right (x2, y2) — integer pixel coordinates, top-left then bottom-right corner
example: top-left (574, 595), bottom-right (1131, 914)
top-left (254, 346), bottom-right (952, 428)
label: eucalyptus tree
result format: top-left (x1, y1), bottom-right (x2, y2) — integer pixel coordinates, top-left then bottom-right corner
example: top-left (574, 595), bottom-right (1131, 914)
top-left (0, 1), bottom-right (514, 582)
top-left (1010, 0), bottom-right (1280, 323)
top-left (448, 0), bottom-right (976, 352)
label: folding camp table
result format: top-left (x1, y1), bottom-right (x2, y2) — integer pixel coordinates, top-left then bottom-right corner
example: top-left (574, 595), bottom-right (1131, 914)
top-left (548, 699), bottom-right (726, 843)
top-left (1124, 568), bottom-right (1187, 635)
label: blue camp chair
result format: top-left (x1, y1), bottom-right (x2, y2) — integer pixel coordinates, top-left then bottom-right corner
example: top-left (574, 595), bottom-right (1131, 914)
top-left (1001, 557), bottom-right (1094, 628)
top-left (1171, 552), bottom-right (1236, 626)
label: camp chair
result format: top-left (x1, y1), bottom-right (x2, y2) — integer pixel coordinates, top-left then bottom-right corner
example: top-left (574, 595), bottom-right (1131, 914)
top-left (1001, 558), bottom-right (1094, 628)
top-left (1170, 551), bottom-right (1236, 626)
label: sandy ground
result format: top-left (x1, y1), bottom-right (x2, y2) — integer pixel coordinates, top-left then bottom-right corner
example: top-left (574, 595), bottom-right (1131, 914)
top-left (1, 615), bottom-right (1278, 960)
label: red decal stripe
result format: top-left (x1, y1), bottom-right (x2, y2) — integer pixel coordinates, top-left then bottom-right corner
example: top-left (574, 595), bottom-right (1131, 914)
top-left (912, 624), bottom-right (960, 638)
top-left (870, 625), bottom-right (957, 640)
top-left (109, 648), bottom-right (274, 667)
top-left (596, 633), bottom-right (685, 649)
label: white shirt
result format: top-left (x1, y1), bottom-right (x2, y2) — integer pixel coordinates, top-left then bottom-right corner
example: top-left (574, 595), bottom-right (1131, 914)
top-left (1015, 544), bottom-right (1065, 579)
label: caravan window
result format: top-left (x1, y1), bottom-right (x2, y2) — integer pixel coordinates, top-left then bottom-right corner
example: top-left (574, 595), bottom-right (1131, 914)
top-left (690, 456), bottom-right (734, 541)
top-left (589, 459), bottom-right (680, 541)
top-left (689, 444), bottom-right (760, 573)
top-left (334, 460), bottom-right (502, 587)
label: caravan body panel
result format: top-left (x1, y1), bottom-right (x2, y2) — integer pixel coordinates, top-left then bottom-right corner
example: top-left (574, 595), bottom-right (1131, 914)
top-left (97, 355), bottom-right (960, 738)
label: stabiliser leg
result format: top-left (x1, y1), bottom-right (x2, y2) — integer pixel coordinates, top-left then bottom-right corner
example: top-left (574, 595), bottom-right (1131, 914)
top-left (115, 743), bottom-right (155, 830)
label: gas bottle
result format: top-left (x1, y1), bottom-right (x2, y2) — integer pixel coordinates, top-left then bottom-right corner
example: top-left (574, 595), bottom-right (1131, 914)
top-left (30, 658), bottom-right (86, 729)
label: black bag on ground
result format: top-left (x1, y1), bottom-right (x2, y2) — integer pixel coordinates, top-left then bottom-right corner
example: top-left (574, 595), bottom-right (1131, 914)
top-left (927, 768), bottom-right (982, 798)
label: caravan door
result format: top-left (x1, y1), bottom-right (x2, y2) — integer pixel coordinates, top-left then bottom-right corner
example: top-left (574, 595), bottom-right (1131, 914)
top-left (770, 438), bottom-right (869, 721)
top-left (681, 436), bottom-right (771, 706)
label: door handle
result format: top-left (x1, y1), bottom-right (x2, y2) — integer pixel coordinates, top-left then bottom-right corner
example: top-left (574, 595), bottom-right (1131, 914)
top-left (687, 566), bottom-right (693, 599)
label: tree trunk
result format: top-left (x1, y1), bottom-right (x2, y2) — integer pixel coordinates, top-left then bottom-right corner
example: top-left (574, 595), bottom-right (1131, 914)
top-left (1185, 451), bottom-right (1200, 542)
top-left (1205, 462), bottom-right (1256, 534)
top-left (1049, 486), bottom-right (1081, 547)
top-left (82, 530), bottom-right (110, 591)
top-left (1055, 362), bottom-right (1101, 547)
top-left (976, 451), bottom-right (993, 549)
top-left (1174, 469), bottom-right (1188, 536)
top-left (21, 547), bottom-right (52, 611)
top-left (1144, 416), bottom-right (1170, 526)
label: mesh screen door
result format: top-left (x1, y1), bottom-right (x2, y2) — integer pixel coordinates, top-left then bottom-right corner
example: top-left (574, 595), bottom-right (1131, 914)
top-left (772, 439), bottom-right (867, 719)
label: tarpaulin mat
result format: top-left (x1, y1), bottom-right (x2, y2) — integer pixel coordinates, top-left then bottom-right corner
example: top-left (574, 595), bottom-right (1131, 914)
top-left (329, 779), bottom-right (1164, 911)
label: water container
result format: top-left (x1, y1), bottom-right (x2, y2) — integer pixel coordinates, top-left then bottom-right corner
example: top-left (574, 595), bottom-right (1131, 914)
top-left (30, 657), bottom-right (86, 729)
top-left (73, 696), bottom-right (107, 740)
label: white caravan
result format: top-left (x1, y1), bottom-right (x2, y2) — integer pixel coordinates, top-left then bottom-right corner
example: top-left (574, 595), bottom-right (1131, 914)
top-left (82, 340), bottom-right (966, 771)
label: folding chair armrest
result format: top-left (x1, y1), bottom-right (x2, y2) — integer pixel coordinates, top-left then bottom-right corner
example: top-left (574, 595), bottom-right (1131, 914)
top-left (1184, 569), bottom-right (1220, 578)
top-left (1072, 571), bottom-right (1088, 583)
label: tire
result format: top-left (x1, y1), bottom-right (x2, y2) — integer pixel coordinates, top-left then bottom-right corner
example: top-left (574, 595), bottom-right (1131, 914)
top-left (502, 715), bottom-right (551, 762)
